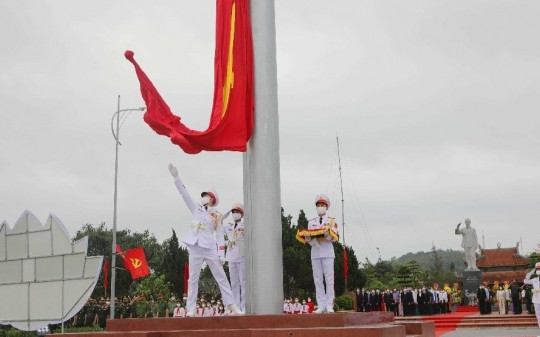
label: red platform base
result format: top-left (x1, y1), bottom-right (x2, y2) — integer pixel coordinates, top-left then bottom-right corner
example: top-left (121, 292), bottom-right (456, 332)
top-left (52, 312), bottom-right (434, 337)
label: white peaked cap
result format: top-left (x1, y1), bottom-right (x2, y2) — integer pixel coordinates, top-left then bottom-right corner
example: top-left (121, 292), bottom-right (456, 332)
top-left (314, 194), bottom-right (330, 208)
top-left (201, 188), bottom-right (219, 207)
top-left (232, 203), bottom-right (244, 214)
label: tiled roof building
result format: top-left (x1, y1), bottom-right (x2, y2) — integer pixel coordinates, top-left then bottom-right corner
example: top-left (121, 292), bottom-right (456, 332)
top-left (476, 244), bottom-right (529, 284)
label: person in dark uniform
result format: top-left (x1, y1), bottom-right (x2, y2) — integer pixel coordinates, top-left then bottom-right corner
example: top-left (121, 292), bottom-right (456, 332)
top-left (477, 285), bottom-right (487, 314)
top-left (84, 298), bottom-right (98, 326)
top-left (119, 297), bottom-right (128, 319)
top-left (370, 290), bottom-right (379, 311)
top-left (355, 288), bottom-right (365, 312)
top-left (363, 289), bottom-right (371, 312)
top-left (96, 298), bottom-right (109, 328)
top-left (384, 290), bottom-right (394, 313)
top-left (155, 293), bottom-right (168, 317)
top-left (510, 280), bottom-right (522, 314)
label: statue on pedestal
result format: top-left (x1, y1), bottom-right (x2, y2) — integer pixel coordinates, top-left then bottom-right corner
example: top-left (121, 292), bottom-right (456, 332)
top-left (455, 218), bottom-right (479, 270)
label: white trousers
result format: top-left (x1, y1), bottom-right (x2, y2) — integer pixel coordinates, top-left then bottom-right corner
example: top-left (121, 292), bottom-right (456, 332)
top-left (312, 257), bottom-right (335, 310)
top-left (229, 260), bottom-right (245, 310)
top-left (186, 244), bottom-right (235, 313)
top-left (534, 303), bottom-right (540, 327)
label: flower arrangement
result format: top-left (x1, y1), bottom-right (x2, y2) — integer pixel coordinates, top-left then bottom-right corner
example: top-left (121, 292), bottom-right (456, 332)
top-left (451, 286), bottom-right (462, 304)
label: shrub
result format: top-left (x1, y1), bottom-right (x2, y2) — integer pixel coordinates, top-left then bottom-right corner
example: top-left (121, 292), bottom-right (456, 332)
top-left (5, 329), bottom-right (37, 337)
top-left (335, 294), bottom-right (354, 310)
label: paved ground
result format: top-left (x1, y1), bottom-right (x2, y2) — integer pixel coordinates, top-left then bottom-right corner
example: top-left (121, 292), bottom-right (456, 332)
top-left (441, 327), bottom-right (540, 337)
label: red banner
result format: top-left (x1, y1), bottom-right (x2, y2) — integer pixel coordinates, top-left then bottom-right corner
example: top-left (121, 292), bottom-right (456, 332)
top-left (184, 262), bottom-right (189, 295)
top-left (343, 248), bottom-right (349, 280)
top-left (125, 0), bottom-right (254, 154)
top-left (124, 247), bottom-right (151, 280)
top-left (103, 259), bottom-right (109, 290)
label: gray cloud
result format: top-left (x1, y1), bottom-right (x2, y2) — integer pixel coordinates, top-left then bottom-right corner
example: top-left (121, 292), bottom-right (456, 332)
top-left (1, 0), bottom-right (539, 266)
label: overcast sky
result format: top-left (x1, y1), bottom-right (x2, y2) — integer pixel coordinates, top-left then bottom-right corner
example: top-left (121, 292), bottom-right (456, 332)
top-left (1, 1), bottom-right (540, 264)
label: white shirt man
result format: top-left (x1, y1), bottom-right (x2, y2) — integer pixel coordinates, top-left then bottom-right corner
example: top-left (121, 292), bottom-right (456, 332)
top-left (224, 203), bottom-right (246, 311)
top-left (168, 164), bottom-right (243, 317)
top-left (296, 194), bottom-right (339, 314)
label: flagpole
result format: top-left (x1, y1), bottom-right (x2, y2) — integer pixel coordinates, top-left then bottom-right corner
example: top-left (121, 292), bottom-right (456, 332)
top-left (110, 96), bottom-right (146, 319)
top-left (336, 136), bottom-right (347, 291)
top-left (244, 0), bottom-right (283, 314)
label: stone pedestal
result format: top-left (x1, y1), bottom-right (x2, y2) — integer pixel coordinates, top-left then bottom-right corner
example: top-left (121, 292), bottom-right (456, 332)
top-left (462, 269), bottom-right (482, 305)
top-left (49, 312), bottom-right (435, 337)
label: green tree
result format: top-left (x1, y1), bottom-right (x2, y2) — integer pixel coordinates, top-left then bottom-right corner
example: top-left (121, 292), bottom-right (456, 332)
top-left (395, 264), bottom-right (413, 287)
top-left (162, 230), bottom-right (189, 297)
top-left (73, 223), bottom-right (166, 299)
top-left (405, 259), bottom-right (423, 288)
top-left (281, 208), bottom-right (365, 299)
top-left (430, 244), bottom-right (444, 274)
top-left (198, 265), bottom-right (220, 299)
top-left (282, 209), bottom-right (314, 298)
top-left (134, 274), bottom-right (170, 299)
top-left (528, 252), bottom-right (540, 269)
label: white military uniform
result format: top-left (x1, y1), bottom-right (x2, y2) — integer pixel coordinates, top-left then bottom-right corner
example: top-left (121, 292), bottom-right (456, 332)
top-left (173, 177), bottom-right (235, 315)
top-left (305, 213), bottom-right (339, 312)
top-left (523, 266), bottom-right (540, 327)
top-left (224, 217), bottom-right (245, 311)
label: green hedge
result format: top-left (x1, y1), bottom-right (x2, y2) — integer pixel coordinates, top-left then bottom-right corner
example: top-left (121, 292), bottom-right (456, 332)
top-left (335, 294), bottom-right (354, 310)
top-left (52, 325), bottom-right (104, 333)
top-left (5, 330), bottom-right (37, 337)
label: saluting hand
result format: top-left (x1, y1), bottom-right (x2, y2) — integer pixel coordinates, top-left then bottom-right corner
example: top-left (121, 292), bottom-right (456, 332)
top-left (168, 163), bottom-right (179, 178)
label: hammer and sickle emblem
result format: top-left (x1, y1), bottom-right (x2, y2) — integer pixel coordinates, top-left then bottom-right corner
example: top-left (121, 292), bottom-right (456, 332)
top-left (130, 258), bottom-right (142, 269)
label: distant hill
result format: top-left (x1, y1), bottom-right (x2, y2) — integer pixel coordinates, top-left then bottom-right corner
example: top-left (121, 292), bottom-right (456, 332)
top-left (395, 249), bottom-right (466, 275)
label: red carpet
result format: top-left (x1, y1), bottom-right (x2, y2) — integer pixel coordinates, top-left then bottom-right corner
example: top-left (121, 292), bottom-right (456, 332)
top-left (420, 307), bottom-right (478, 337)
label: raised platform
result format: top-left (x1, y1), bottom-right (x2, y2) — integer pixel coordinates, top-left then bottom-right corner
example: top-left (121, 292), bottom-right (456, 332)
top-left (51, 312), bottom-right (435, 337)
top-left (396, 311), bottom-right (538, 330)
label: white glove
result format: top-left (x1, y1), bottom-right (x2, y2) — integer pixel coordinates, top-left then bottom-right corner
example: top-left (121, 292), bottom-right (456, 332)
top-left (219, 256), bottom-right (225, 265)
top-left (308, 238), bottom-right (319, 247)
top-left (168, 163), bottom-right (178, 178)
top-left (222, 210), bottom-right (231, 220)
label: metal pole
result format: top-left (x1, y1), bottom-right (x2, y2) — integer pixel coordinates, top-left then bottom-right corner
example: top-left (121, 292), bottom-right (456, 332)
top-left (244, 0), bottom-right (282, 314)
top-left (110, 95), bottom-right (120, 319)
top-left (109, 98), bottom-right (145, 319)
top-left (336, 136), bottom-right (347, 291)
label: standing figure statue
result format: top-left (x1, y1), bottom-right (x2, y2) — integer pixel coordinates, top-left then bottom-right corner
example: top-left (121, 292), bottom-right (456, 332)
top-left (455, 218), bottom-right (479, 270)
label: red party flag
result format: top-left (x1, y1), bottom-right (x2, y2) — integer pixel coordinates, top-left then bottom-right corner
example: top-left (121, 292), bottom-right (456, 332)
top-left (124, 247), bottom-right (151, 280)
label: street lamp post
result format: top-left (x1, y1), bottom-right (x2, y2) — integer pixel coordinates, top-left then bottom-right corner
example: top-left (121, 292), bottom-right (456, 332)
top-left (110, 96), bottom-right (145, 319)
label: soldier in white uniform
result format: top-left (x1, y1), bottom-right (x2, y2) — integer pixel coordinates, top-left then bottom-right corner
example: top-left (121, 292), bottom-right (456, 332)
top-left (223, 203), bottom-right (246, 311)
top-left (296, 194), bottom-right (339, 314)
top-left (523, 262), bottom-right (540, 327)
top-left (168, 164), bottom-right (244, 317)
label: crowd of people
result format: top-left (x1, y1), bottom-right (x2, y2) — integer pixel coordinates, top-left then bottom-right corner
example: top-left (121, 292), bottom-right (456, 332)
top-left (282, 297), bottom-right (316, 314)
top-left (354, 287), bottom-right (451, 316)
top-left (477, 280), bottom-right (537, 315)
top-left (69, 293), bottom-right (241, 327)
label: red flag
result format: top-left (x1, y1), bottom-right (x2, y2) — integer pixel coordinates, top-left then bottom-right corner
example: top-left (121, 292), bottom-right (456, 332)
top-left (343, 248), bottom-right (349, 280)
top-left (125, 0), bottom-right (254, 154)
top-left (184, 262), bottom-right (189, 295)
top-left (103, 259), bottom-right (109, 291)
top-left (116, 244), bottom-right (125, 259)
top-left (124, 247), bottom-right (151, 280)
